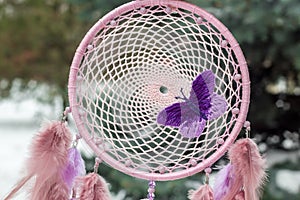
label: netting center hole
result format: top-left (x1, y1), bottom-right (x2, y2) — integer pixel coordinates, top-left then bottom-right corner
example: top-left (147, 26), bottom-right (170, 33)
top-left (159, 86), bottom-right (168, 94)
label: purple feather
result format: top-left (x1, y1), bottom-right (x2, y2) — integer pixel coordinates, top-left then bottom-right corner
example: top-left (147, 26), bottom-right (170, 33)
top-left (213, 163), bottom-right (234, 200)
top-left (62, 147), bottom-right (86, 190)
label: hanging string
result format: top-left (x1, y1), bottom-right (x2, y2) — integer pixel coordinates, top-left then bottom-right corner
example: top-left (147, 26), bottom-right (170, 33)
top-left (147, 180), bottom-right (156, 200)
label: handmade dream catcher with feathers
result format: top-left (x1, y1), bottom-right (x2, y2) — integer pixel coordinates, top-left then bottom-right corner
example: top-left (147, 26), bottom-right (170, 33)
top-left (4, 1), bottom-right (267, 199)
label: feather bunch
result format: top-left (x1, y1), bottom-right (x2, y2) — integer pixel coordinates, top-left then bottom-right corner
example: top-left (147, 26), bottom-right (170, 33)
top-left (75, 172), bottom-right (111, 200)
top-left (188, 184), bottom-right (214, 200)
top-left (222, 138), bottom-right (267, 200)
top-left (4, 121), bottom-right (72, 200)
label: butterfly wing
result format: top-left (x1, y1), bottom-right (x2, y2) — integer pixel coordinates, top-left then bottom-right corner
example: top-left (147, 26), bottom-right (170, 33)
top-left (157, 101), bottom-right (200, 127)
top-left (189, 70), bottom-right (215, 119)
top-left (207, 93), bottom-right (227, 120)
top-left (157, 103), bottom-right (182, 127)
top-left (179, 119), bottom-right (206, 138)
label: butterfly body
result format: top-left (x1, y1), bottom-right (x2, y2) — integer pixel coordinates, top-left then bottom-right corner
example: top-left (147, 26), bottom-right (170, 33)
top-left (157, 70), bottom-right (227, 138)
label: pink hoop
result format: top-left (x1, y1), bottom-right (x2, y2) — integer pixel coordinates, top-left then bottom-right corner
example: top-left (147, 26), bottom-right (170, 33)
top-left (68, 0), bottom-right (250, 181)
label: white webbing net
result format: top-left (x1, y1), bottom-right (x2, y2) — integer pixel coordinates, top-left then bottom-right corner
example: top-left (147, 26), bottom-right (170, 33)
top-left (73, 3), bottom-right (248, 180)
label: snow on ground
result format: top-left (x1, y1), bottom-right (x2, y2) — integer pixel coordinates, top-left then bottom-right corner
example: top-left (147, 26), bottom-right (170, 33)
top-left (0, 125), bottom-right (34, 199)
top-left (0, 97), bottom-right (62, 199)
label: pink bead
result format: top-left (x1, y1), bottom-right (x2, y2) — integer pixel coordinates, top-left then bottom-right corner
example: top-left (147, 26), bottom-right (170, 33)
top-left (165, 7), bottom-right (172, 14)
top-left (87, 44), bottom-right (93, 50)
top-left (110, 20), bottom-right (117, 26)
top-left (140, 7), bottom-right (146, 14)
top-left (196, 17), bottom-right (203, 24)
top-left (232, 108), bottom-right (239, 115)
top-left (217, 138), bottom-right (224, 145)
top-left (204, 167), bottom-right (212, 174)
top-left (77, 75), bottom-right (83, 82)
top-left (189, 158), bottom-right (197, 166)
top-left (221, 40), bottom-right (228, 48)
top-left (158, 166), bottom-right (166, 174)
top-left (244, 121), bottom-right (251, 128)
top-left (95, 157), bottom-right (102, 164)
top-left (125, 159), bottom-right (132, 167)
top-left (234, 74), bottom-right (242, 81)
top-left (65, 106), bottom-right (71, 113)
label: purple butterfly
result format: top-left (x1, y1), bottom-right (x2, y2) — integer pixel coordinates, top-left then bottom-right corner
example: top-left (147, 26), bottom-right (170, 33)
top-left (156, 70), bottom-right (227, 138)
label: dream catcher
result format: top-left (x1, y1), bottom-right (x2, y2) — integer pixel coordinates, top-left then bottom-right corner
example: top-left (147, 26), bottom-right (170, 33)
top-left (5, 0), bottom-right (267, 200)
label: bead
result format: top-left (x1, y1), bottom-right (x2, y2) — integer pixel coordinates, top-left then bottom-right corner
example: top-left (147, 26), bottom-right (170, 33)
top-left (147, 193), bottom-right (155, 198)
top-left (234, 74), bottom-right (242, 81)
top-left (244, 121), bottom-right (251, 128)
top-left (148, 180), bottom-right (156, 188)
top-left (95, 157), bottom-right (102, 164)
top-left (232, 108), bottom-right (240, 115)
top-left (165, 7), bottom-right (172, 14)
top-left (95, 138), bottom-right (102, 145)
top-left (65, 106), bottom-right (71, 114)
top-left (140, 7), bottom-right (146, 14)
top-left (204, 167), bottom-right (212, 174)
top-left (77, 75), bottom-right (83, 82)
top-left (148, 188), bottom-right (155, 193)
top-left (221, 40), bottom-right (228, 48)
top-left (110, 20), bottom-right (117, 26)
top-left (158, 166), bottom-right (166, 174)
top-left (125, 159), bottom-right (132, 167)
top-left (217, 138), bottom-right (224, 145)
top-left (87, 44), bottom-right (93, 50)
top-left (189, 158), bottom-right (197, 166)
top-left (196, 17), bottom-right (203, 24)
top-left (79, 109), bottom-right (85, 117)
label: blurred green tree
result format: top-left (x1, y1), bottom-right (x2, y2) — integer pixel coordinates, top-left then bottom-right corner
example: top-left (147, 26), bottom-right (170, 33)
top-left (0, 0), bottom-right (89, 104)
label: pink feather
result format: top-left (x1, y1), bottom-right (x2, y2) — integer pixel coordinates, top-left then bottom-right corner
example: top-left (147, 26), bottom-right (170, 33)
top-left (4, 121), bottom-right (72, 200)
top-left (223, 138), bottom-right (267, 200)
top-left (234, 190), bottom-right (245, 200)
top-left (75, 172), bottom-right (111, 200)
top-left (188, 184), bottom-right (214, 200)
